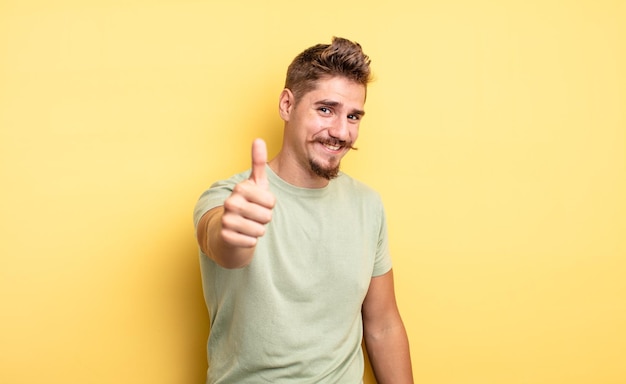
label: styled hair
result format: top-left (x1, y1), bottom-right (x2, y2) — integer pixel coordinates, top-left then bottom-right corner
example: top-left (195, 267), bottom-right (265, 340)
top-left (284, 36), bottom-right (372, 101)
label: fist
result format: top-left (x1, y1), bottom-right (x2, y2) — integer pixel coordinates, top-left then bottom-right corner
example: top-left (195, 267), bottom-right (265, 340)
top-left (220, 139), bottom-right (276, 248)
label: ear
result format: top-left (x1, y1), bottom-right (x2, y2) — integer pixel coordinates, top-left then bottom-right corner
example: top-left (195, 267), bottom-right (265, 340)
top-left (278, 88), bottom-right (295, 121)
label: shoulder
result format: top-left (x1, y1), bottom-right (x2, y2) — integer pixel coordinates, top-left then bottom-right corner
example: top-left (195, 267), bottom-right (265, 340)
top-left (209, 169), bottom-right (251, 191)
top-left (197, 168), bottom-right (251, 205)
top-left (193, 169), bottom-right (250, 226)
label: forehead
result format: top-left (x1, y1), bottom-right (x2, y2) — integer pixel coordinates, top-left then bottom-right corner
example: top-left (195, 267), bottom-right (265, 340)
top-left (304, 76), bottom-right (366, 105)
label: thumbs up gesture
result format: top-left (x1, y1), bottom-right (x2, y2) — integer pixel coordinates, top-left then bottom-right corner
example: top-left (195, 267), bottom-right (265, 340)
top-left (220, 139), bottom-right (276, 249)
top-left (249, 138), bottom-right (270, 190)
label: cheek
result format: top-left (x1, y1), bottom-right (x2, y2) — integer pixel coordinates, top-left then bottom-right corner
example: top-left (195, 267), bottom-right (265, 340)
top-left (350, 126), bottom-right (360, 141)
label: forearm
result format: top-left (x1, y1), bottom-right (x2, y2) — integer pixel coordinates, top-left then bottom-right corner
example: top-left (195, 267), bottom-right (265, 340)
top-left (197, 207), bottom-right (256, 269)
top-left (364, 321), bottom-right (413, 384)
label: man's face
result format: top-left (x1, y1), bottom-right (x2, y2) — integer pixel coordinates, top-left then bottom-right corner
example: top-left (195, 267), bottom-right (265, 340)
top-left (280, 76), bottom-right (366, 181)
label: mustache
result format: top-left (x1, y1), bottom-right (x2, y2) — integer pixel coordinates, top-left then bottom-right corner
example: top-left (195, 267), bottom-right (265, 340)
top-left (317, 137), bottom-right (358, 151)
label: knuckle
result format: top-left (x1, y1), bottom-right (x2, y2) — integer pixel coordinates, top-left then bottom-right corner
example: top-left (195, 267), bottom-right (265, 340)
top-left (232, 181), bottom-right (252, 196)
top-left (221, 213), bottom-right (234, 229)
top-left (232, 182), bottom-right (245, 194)
top-left (223, 197), bottom-right (242, 213)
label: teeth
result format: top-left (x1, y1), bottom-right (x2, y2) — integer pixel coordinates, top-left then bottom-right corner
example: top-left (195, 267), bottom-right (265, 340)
top-left (324, 143), bottom-right (341, 150)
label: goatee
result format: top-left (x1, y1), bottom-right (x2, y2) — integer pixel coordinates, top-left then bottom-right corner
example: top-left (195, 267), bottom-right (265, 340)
top-left (309, 158), bottom-right (340, 180)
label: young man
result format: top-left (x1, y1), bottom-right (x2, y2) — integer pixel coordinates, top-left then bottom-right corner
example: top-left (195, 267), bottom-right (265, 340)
top-left (194, 37), bottom-right (413, 383)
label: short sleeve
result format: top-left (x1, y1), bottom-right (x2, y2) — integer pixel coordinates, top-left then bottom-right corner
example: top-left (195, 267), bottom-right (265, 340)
top-left (192, 171), bottom-right (249, 229)
top-left (372, 201), bottom-right (393, 277)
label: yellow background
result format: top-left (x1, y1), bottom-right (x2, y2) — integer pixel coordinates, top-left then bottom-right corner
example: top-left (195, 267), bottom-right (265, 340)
top-left (1, 1), bottom-right (625, 383)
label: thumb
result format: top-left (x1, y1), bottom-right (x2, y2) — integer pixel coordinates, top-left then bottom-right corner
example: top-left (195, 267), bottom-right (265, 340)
top-left (250, 138), bottom-right (269, 189)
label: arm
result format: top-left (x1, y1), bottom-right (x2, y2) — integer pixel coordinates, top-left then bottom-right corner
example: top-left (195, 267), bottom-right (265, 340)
top-left (196, 139), bottom-right (275, 269)
top-left (362, 269), bottom-right (414, 384)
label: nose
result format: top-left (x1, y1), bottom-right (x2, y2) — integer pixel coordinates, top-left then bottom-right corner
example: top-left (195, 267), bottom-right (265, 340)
top-left (327, 117), bottom-right (350, 141)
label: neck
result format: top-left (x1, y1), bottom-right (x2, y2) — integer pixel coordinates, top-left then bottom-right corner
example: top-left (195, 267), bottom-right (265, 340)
top-left (268, 152), bottom-right (330, 189)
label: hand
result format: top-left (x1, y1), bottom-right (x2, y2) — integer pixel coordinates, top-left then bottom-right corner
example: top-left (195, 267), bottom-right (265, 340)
top-left (220, 139), bottom-right (276, 248)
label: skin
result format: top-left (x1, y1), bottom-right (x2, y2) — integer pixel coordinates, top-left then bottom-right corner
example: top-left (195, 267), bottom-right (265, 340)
top-left (196, 75), bottom-right (413, 383)
top-left (270, 76), bottom-right (364, 188)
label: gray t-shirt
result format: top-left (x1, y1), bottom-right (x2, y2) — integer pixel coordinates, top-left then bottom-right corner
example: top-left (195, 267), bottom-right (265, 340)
top-left (194, 165), bottom-right (392, 383)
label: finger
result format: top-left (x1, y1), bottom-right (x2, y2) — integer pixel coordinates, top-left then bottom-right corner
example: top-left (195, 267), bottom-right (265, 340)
top-left (223, 192), bottom-right (273, 223)
top-left (222, 212), bottom-right (268, 239)
top-left (220, 227), bottom-right (259, 248)
top-left (249, 138), bottom-right (268, 189)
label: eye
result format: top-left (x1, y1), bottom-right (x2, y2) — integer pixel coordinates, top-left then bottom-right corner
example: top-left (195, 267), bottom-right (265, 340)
top-left (319, 107), bottom-right (331, 114)
top-left (347, 114), bottom-right (361, 121)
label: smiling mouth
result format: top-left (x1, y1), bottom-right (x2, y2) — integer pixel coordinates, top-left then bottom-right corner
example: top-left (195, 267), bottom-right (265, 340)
top-left (323, 142), bottom-right (342, 151)
top-left (318, 138), bottom-right (350, 152)
top-left (312, 137), bottom-right (358, 152)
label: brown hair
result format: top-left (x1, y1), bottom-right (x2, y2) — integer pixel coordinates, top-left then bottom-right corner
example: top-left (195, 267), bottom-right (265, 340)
top-left (284, 36), bottom-right (372, 102)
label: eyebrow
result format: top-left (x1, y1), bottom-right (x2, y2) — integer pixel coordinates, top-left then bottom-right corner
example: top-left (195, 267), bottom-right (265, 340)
top-left (314, 99), bottom-right (365, 117)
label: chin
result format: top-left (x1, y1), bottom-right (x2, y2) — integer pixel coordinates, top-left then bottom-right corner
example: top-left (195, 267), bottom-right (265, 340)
top-left (309, 159), bottom-right (340, 180)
